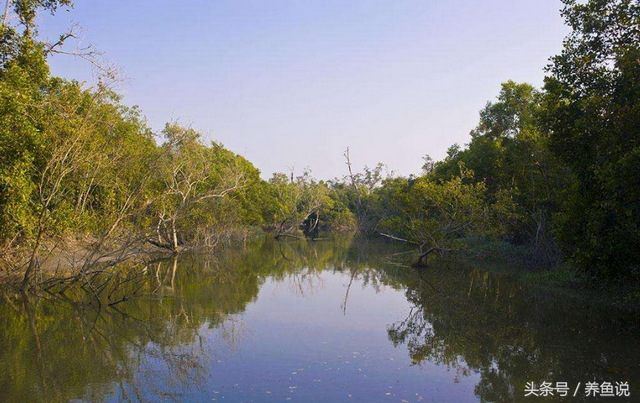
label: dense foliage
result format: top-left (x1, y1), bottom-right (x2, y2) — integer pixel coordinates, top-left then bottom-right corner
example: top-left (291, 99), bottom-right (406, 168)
top-left (0, 0), bottom-right (638, 288)
top-left (541, 0), bottom-right (640, 281)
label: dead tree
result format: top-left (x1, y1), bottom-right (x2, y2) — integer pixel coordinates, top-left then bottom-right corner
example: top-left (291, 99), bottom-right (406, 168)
top-left (149, 128), bottom-right (244, 253)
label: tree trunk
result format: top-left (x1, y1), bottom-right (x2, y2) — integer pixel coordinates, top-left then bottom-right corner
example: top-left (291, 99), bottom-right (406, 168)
top-left (2, 0), bottom-right (10, 27)
top-left (20, 221), bottom-right (45, 291)
top-left (412, 247), bottom-right (437, 267)
top-left (171, 218), bottom-right (179, 254)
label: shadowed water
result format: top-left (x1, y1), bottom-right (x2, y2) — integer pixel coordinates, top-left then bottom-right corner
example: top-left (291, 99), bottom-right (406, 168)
top-left (0, 236), bottom-right (638, 402)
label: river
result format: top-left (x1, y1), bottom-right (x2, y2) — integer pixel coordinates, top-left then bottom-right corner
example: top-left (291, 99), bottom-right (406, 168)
top-left (0, 236), bottom-right (638, 402)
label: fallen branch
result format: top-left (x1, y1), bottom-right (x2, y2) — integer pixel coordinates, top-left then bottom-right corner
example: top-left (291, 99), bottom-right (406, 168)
top-left (379, 233), bottom-right (420, 246)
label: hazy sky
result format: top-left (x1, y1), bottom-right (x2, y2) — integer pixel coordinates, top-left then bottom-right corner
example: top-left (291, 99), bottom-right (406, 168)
top-left (39, 0), bottom-right (568, 180)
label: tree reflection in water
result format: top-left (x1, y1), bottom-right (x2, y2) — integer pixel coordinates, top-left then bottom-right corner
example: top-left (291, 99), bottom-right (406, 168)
top-left (387, 265), bottom-right (639, 402)
top-left (0, 235), bottom-right (638, 403)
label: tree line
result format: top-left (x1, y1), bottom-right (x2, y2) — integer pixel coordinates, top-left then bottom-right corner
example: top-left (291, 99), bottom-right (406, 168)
top-left (0, 0), bottom-right (638, 289)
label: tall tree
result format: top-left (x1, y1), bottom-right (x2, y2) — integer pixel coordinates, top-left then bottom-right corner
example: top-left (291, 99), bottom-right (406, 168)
top-left (432, 82), bottom-right (564, 263)
top-left (542, 0), bottom-right (640, 280)
top-left (148, 123), bottom-right (244, 253)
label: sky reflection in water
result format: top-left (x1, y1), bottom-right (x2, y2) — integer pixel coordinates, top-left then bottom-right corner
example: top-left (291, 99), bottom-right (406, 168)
top-left (1, 236), bottom-right (638, 403)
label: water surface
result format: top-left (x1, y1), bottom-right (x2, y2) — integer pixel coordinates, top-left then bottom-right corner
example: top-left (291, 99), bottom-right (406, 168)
top-left (1, 236), bottom-right (638, 402)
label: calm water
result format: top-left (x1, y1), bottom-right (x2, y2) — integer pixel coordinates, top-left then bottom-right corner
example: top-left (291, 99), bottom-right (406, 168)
top-left (1, 236), bottom-right (638, 403)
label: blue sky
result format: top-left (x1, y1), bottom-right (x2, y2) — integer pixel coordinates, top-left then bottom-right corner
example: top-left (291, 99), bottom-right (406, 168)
top-left (38, 0), bottom-right (568, 179)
